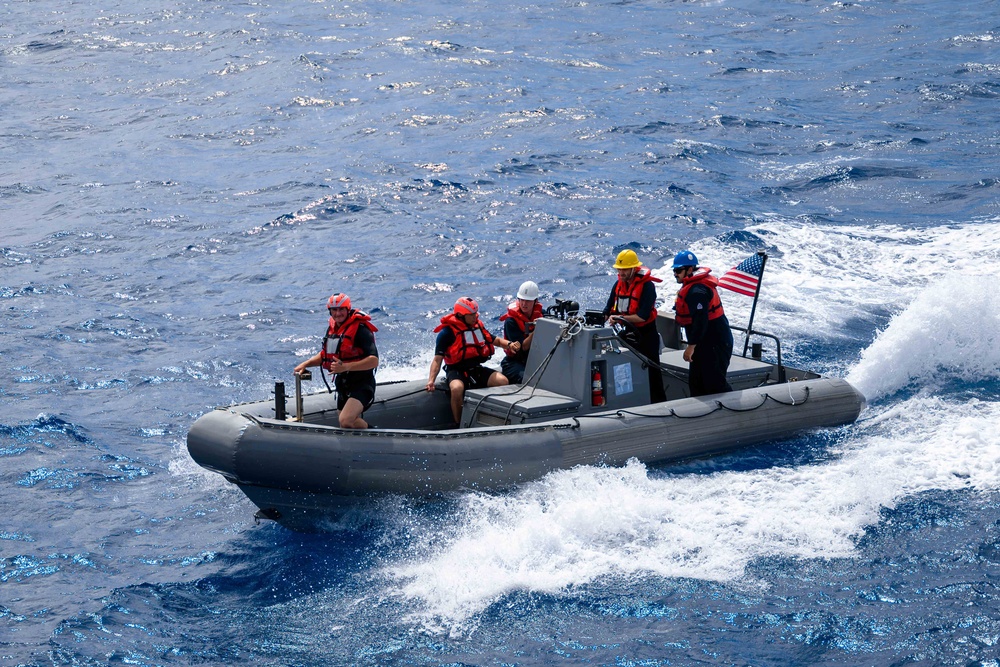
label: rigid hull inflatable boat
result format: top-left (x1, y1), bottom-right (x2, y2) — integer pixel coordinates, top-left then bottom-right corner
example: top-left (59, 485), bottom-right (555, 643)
top-left (187, 313), bottom-right (865, 531)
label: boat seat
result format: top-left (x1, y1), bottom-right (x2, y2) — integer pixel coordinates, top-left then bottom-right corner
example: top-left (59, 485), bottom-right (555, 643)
top-left (659, 349), bottom-right (773, 390)
top-left (461, 387), bottom-right (581, 427)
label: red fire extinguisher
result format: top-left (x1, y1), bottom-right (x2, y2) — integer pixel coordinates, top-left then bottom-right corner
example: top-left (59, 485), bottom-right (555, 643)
top-left (591, 364), bottom-right (605, 406)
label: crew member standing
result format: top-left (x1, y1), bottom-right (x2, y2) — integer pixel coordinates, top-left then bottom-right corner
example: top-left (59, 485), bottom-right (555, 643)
top-left (294, 293), bottom-right (379, 429)
top-left (499, 280), bottom-right (543, 384)
top-left (671, 250), bottom-right (734, 397)
top-left (602, 249), bottom-right (667, 403)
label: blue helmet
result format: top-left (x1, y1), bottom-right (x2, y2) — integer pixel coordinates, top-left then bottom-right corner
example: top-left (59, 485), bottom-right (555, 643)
top-left (672, 250), bottom-right (698, 269)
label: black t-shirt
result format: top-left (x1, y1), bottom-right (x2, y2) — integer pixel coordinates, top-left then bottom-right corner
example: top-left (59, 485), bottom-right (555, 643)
top-left (333, 325), bottom-right (378, 383)
top-left (603, 280), bottom-right (657, 326)
top-left (503, 318), bottom-right (532, 363)
top-left (350, 325), bottom-right (378, 359)
top-left (435, 326), bottom-right (492, 370)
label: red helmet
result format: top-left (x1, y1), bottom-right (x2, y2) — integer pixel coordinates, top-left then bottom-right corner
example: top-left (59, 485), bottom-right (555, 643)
top-left (327, 293), bottom-right (351, 310)
top-left (454, 297), bottom-right (478, 316)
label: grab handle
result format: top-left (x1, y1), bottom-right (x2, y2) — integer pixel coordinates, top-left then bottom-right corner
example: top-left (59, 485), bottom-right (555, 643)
top-left (294, 370), bottom-right (312, 421)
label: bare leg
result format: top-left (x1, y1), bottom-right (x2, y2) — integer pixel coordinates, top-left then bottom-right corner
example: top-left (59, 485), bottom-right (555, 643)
top-left (448, 378), bottom-right (465, 424)
top-left (338, 397), bottom-right (369, 429)
top-left (488, 371), bottom-right (509, 387)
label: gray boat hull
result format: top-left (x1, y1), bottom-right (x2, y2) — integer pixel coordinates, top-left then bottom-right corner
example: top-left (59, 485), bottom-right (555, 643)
top-left (188, 375), bottom-right (864, 531)
top-left (188, 315), bottom-right (865, 530)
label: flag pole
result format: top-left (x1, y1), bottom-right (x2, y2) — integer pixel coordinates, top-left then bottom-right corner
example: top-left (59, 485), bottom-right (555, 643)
top-left (741, 251), bottom-right (768, 357)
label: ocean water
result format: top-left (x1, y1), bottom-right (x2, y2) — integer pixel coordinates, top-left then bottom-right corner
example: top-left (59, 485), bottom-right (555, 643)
top-left (3, 0), bottom-right (1000, 664)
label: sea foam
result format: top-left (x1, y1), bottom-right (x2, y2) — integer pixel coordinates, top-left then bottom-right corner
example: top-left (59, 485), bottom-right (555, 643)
top-left (385, 218), bottom-right (1000, 629)
top-left (386, 394), bottom-right (1000, 629)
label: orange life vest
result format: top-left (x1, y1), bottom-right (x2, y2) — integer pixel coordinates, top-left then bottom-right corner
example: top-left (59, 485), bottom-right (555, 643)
top-left (434, 313), bottom-right (495, 366)
top-left (673, 268), bottom-right (725, 326)
top-left (610, 267), bottom-right (662, 326)
top-left (321, 310), bottom-right (378, 370)
top-left (498, 301), bottom-right (543, 357)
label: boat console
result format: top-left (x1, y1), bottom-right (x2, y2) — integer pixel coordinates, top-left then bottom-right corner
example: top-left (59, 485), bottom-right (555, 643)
top-left (462, 316), bottom-right (654, 427)
top-left (462, 313), bottom-right (778, 427)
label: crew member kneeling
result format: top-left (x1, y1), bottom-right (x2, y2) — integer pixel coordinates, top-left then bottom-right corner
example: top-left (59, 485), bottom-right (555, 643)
top-left (294, 293), bottom-right (379, 429)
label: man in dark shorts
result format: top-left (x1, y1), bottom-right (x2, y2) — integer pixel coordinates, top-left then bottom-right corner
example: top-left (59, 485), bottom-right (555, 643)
top-left (425, 296), bottom-right (516, 425)
top-left (294, 293), bottom-right (379, 428)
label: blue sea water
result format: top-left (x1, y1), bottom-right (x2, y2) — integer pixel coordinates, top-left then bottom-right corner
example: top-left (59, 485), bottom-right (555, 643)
top-left (3, 0), bottom-right (1000, 664)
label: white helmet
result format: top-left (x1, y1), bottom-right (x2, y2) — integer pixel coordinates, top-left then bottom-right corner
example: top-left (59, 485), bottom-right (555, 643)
top-left (516, 280), bottom-right (540, 300)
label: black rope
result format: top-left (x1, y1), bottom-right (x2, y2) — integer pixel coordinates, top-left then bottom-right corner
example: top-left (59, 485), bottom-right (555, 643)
top-left (464, 319), bottom-right (577, 426)
top-left (319, 366), bottom-right (334, 394)
top-left (610, 324), bottom-right (691, 383)
top-left (499, 319), bottom-right (585, 422)
top-left (572, 386), bottom-right (811, 421)
top-left (760, 385), bottom-right (812, 406)
top-left (576, 410), bottom-right (633, 420)
top-left (714, 395), bottom-right (769, 413)
top-left (369, 385), bottom-right (430, 406)
top-left (613, 328), bottom-right (799, 400)
top-left (573, 405), bottom-right (722, 420)
top-left (665, 405), bottom-right (724, 419)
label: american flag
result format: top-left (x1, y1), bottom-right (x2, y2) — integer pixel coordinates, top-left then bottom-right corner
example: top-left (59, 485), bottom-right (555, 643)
top-left (718, 253), bottom-right (765, 297)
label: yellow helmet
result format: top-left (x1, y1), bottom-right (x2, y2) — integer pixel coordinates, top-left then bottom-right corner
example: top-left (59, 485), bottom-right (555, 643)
top-left (613, 249), bottom-right (641, 269)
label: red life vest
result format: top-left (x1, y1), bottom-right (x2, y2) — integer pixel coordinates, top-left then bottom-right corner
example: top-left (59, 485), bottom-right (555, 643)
top-left (498, 301), bottom-right (543, 357)
top-left (610, 267), bottom-right (662, 326)
top-left (434, 313), bottom-right (495, 366)
top-left (321, 310), bottom-right (378, 370)
top-left (673, 268), bottom-right (726, 326)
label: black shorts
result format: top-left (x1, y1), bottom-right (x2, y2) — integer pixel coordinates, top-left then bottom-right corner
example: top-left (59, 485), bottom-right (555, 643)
top-left (334, 374), bottom-right (376, 411)
top-left (445, 364), bottom-right (496, 390)
top-left (500, 357), bottom-right (526, 384)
